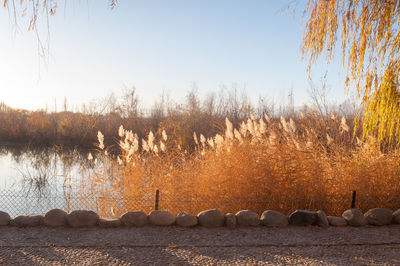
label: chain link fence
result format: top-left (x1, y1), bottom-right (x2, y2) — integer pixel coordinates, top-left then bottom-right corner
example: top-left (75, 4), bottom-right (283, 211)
top-left (0, 189), bottom-right (288, 218)
top-left (0, 189), bottom-right (153, 218)
top-left (0, 189), bottom-right (395, 218)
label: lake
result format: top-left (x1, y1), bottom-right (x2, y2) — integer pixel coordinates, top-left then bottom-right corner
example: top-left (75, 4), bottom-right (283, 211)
top-left (0, 146), bottom-right (94, 216)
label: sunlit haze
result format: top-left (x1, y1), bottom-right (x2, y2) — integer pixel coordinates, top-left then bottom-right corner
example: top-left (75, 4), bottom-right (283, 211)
top-left (0, 0), bottom-right (349, 111)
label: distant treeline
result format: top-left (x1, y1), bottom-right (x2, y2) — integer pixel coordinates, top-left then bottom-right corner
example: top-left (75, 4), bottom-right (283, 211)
top-left (0, 87), bottom-right (358, 149)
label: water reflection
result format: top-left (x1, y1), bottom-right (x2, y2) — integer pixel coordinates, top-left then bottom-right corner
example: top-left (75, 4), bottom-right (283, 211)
top-left (0, 145), bottom-right (92, 197)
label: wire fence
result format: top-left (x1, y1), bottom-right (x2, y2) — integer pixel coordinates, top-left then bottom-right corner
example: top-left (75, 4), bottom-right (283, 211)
top-left (0, 189), bottom-right (395, 218)
top-left (0, 189), bottom-right (150, 218)
top-left (0, 189), bottom-right (285, 218)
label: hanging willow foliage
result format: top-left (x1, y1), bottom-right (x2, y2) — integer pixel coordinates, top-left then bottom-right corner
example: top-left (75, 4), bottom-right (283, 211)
top-left (2, 0), bottom-right (117, 30)
top-left (360, 60), bottom-right (400, 144)
top-left (302, 0), bottom-right (400, 145)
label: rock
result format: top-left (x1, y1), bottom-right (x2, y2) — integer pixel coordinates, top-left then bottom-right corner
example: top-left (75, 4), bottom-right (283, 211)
top-left (66, 210), bottom-right (99, 227)
top-left (317, 210), bottom-right (329, 228)
top-left (236, 210), bottom-right (260, 226)
top-left (0, 211), bottom-right (10, 226)
top-left (364, 208), bottom-right (392, 226)
top-left (176, 212), bottom-right (198, 227)
top-left (120, 211), bottom-right (148, 227)
top-left (11, 215), bottom-right (43, 227)
top-left (289, 210), bottom-right (317, 226)
top-left (197, 209), bottom-right (224, 228)
top-left (327, 216), bottom-right (347, 227)
top-left (43, 209), bottom-right (67, 227)
top-left (224, 213), bottom-right (236, 228)
top-left (393, 209), bottom-right (400, 224)
top-left (342, 209), bottom-right (367, 226)
top-left (260, 210), bottom-right (288, 227)
top-left (98, 218), bottom-right (121, 228)
top-left (149, 210), bottom-right (175, 226)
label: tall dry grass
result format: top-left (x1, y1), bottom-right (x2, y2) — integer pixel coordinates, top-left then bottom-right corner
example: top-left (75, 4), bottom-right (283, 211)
top-left (79, 111), bottom-right (400, 217)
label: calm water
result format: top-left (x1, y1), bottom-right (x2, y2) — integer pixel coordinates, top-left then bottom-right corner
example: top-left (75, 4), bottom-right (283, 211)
top-left (0, 146), bottom-right (93, 216)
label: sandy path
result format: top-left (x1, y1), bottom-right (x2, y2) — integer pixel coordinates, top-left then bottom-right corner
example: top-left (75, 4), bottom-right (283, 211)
top-left (0, 225), bottom-right (399, 265)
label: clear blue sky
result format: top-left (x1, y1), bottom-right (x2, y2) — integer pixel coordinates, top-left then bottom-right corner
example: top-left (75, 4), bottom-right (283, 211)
top-left (0, 0), bottom-right (349, 111)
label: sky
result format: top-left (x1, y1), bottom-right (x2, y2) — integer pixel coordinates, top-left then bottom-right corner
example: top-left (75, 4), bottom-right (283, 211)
top-left (0, 0), bottom-right (350, 111)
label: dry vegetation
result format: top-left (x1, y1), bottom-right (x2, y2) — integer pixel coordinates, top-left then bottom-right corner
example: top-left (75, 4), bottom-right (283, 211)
top-left (2, 88), bottom-right (399, 217)
top-left (80, 104), bottom-right (400, 217)
top-left (0, 88), bottom-right (260, 148)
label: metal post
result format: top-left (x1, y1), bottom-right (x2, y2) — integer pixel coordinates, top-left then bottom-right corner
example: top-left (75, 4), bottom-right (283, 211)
top-left (155, 189), bottom-right (159, 210)
top-left (351, 190), bottom-right (356, 209)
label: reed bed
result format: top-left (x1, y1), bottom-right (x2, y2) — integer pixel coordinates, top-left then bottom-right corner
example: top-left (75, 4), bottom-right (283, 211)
top-left (79, 111), bottom-right (400, 217)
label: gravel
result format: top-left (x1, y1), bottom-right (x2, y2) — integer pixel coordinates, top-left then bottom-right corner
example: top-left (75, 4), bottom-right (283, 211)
top-left (0, 225), bottom-right (399, 265)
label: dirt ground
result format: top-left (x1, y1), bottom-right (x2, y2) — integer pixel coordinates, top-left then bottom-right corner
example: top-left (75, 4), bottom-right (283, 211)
top-left (0, 225), bottom-right (399, 265)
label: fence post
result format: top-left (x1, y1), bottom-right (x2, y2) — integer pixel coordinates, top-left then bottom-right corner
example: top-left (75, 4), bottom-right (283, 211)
top-left (155, 189), bottom-right (159, 210)
top-left (351, 190), bottom-right (356, 209)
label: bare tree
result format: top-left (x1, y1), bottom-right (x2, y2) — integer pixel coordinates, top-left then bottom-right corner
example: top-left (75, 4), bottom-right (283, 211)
top-left (117, 87), bottom-right (140, 118)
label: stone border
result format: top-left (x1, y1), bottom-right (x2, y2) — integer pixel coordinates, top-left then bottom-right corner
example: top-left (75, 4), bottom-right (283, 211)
top-left (0, 208), bottom-right (399, 228)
